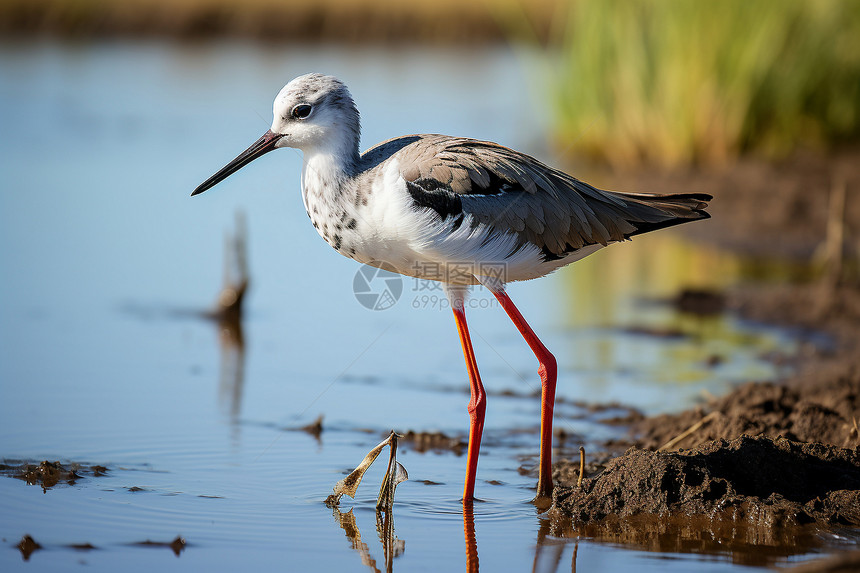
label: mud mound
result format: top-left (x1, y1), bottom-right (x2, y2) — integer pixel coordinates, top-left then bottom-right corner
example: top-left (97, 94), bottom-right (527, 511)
top-left (635, 375), bottom-right (859, 452)
top-left (553, 435), bottom-right (860, 528)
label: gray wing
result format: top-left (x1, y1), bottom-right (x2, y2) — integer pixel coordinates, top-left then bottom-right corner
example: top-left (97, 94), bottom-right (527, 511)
top-left (372, 135), bottom-right (711, 259)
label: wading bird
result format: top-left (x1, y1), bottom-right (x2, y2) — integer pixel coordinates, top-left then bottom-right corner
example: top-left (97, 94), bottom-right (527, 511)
top-left (193, 73), bottom-right (711, 503)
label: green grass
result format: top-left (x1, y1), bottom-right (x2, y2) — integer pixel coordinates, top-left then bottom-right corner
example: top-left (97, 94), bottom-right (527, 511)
top-left (545, 0), bottom-right (860, 167)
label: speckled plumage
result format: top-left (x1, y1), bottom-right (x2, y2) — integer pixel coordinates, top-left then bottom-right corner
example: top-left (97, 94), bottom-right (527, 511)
top-left (340, 134), bottom-right (710, 285)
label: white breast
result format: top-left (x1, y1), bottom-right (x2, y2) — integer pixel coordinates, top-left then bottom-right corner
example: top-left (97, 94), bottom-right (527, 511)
top-left (346, 160), bottom-right (605, 285)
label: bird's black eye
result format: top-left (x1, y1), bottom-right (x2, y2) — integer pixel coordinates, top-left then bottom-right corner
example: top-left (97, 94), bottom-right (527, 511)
top-left (291, 104), bottom-right (313, 119)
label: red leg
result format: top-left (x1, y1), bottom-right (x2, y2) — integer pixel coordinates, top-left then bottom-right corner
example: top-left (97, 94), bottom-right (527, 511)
top-left (492, 290), bottom-right (557, 500)
top-left (452, 305), bottom-right (486, 502)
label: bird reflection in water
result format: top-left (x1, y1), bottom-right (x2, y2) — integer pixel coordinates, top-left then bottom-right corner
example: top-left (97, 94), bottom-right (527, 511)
top-left (463, 502), bottom-right (479, 572)
top-left (465, 502), bottom-right (581, 573)
top-left (331, 497), bottom-right (582, 572)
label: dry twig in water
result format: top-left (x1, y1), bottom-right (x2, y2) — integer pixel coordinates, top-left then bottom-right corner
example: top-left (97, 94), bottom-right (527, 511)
top-left (326, 431), bottom-right (408, 510)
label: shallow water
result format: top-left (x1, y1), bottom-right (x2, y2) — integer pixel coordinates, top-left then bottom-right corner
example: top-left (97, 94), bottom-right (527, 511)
top-left (0, 39), bottom-right (828, 570)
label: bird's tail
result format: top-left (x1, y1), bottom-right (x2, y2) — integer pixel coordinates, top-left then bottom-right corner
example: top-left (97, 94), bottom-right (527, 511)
top-left (611, 191), bottom-right (712, 238)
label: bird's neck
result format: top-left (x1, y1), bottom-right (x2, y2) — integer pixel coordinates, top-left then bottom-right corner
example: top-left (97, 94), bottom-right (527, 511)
top-left (301, 139), bottom-right (362, 234)
top-left (300, 138), bottom-right (364, 253)
top-left (301, 136), bottom-right (360, 192)
top-left (302, 155), bottom-right (351, 204)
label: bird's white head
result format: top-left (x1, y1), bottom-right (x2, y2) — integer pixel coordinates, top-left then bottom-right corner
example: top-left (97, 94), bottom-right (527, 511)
top-left (192, 73), bottom-right (360, 196)
top-left (270, 73), bottom-right (360, 153)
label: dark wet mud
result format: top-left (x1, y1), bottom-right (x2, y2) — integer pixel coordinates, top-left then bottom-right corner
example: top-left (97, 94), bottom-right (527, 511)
top-left (548, 279), bottom-right (860, 567)
top-left (400, 430), bottom-right (468, 455)
top-left (129, 536), bottom-right (187, 556)
top-left (553, 435), bottom-right (860, 527)
top-left (547, 435), bottom-right (860, 568)
top-left (15, 535), bottom-right (41, 561)
top-left (12, 533), bottom-right (187, 561)
top-left (1, 460), bottom-right (109, 492)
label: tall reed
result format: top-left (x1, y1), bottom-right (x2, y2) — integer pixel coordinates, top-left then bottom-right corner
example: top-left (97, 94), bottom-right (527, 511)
top-left (545, 0), bottom-right (860, 167)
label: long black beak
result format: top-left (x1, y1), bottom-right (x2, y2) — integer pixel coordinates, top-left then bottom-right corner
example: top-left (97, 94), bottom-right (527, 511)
top-left (192, 130), bottom-right (282, 196)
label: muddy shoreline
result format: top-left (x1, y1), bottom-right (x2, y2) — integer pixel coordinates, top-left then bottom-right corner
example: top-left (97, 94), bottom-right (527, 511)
top-left (550, 284), bottom-right (860, 497)
top-left (547, 285), bottom-right (860, 569)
